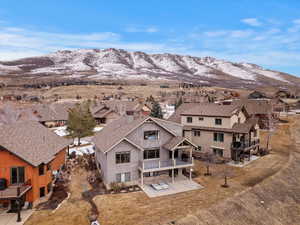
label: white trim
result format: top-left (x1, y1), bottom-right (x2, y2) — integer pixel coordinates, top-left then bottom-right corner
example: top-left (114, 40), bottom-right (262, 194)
top-left (210, 146), bottom-right (225, 150)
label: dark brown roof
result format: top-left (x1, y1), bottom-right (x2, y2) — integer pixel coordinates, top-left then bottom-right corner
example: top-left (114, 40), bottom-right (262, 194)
top-left (232, 99), bottom-right (272, 115)
top-left (0, 121), bottom-right (71, 166)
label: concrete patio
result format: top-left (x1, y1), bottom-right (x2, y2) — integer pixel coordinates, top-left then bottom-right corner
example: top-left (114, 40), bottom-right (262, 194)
top-left (0, 209), bottom-right (33, 225)
top-left (140, 178), bottom-right (203, 198)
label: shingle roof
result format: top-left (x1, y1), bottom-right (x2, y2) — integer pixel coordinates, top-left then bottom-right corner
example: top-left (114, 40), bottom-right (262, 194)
top-left (181, 103), bottom-right (240, 117)
top-left (232, 99), bottom-right (272, 115)
top-left (0, 121), bottom-right (71, 166)
top-left (92, 116), bottom-right (183, 153)
top-left (163, 136), bottom-right (185, 150)
top-left (168, 103), bottom-right (199, 123)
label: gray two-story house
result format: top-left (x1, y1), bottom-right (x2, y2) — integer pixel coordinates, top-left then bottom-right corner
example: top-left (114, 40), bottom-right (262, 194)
top-left (169, 103), bottom-right (260, 161)
top-left (92, 116), bottom-right (197, 189)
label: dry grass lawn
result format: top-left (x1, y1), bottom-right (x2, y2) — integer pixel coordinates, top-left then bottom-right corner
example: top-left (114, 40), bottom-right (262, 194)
top-left (94, 118), bottom-right (295, 225)
top-left (25, 168), bottom-right (92, 225)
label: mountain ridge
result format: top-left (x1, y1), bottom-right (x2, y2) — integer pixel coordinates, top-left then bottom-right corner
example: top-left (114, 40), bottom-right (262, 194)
top-left (0, 48), bottom-right (299, 88)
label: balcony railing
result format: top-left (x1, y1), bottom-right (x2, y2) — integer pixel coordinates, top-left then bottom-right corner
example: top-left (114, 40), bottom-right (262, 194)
top-left (139, 158), bottom-right (194, 171)
top-left (231, 139), bottom-right (260, 151)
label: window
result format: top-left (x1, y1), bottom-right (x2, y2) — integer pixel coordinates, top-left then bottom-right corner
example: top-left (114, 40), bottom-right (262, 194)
top-left (193, 130), bottom-right (201, 136)
top-left (10, 167), bottom-right (25, 184)
top-left (198, 117), bottom-right (204, 121)
top-left (116, 172), bottom-right (131, 182)
top-left (47, 163), bottom-right (51, 171)
top-left (144, 130), bottom-right (159, 140)
top-left (196, 146), bottom-right (202, 151)
top-left (47, 182), bottom-right (52, 193)
top-left (126, 111), bottom-right (134, 116)
top-left (186, 117), bottom-right (193, 123)
top-left (116, 152), bottom-right (130, 164)
top-left (213, 133), bottom-right (224, 142)
top-left (143, 149), bottom-right (160, 159)
top-left (213, 148), bottom-right (223, 157)
top-left (40, 187), bottom-right (45, 198)
top-left (215, 118), bottom-right (222, 125)
top-left (38, 164), bottom-right (45, 176)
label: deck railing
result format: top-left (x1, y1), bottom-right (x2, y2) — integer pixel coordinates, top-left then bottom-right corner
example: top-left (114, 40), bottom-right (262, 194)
top-left (231, 139), bottom-right (260, 150)
top-left (139, 157), bottom-right (194, 171)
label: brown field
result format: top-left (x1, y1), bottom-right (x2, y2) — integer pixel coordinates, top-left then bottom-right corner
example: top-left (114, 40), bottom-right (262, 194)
top-left (25, 168), bottom-right (92, 225)
top-left (94, 118), bottom-right (295, 225)
top-left (0, 84), bottom-right (251, 102)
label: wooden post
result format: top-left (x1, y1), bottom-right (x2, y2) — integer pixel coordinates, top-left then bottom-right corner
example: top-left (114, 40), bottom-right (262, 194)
top-left (141, 172), bottom-right (144, 187)
top-left (17, 187), bottom-right (21, 222)
top-left (189, 168), bottom-right (192, 180)
top-left (172, 169), bottom-right (174, 183)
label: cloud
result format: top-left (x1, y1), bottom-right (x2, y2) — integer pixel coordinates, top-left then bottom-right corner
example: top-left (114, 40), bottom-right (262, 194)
top-left (241, 18), bottom-right (262, 27)
top-left (124, 25), bottom-right (158, 33)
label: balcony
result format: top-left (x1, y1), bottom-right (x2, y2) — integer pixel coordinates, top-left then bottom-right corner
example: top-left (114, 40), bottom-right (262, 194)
top-left (231, 139), bottom-right (260, 151)
top-left (0, 179), bottom-right (32, 200)
top-left (139, 158), bottom-right (194, 172)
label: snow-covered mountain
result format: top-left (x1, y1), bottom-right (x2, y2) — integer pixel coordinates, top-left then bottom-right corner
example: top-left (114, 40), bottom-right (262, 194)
top-left (1, 48), bottom-right (299, 88)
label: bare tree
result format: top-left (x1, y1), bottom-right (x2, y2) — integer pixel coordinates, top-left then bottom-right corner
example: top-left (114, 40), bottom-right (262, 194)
top-left (203, 152), bottom-right (218, 176)
top-left (218, 164), bottom-right (235, 188)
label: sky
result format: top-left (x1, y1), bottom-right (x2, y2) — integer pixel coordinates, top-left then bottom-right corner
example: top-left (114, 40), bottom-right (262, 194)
top-left (0, 0), bottom-right (300, 76)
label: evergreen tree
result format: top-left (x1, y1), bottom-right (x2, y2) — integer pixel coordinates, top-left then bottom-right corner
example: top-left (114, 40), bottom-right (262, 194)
top-left (67, 101), bottom-right (96, 145)
top-left (175, 96), bottom-right (183, 109)
top-left (150, 101), bottom-right (163, 118)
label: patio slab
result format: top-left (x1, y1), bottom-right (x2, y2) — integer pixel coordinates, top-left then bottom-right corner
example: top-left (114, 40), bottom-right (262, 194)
top-left (0, 209), bottom-right (33, 225)
top-left (141, 179), bottom-right (203, 198)
top-left (227, 155), bottom-right (260, 167)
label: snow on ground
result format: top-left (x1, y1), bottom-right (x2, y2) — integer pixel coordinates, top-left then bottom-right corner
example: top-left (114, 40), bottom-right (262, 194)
top-left (69, 143), bottom-right (95, 155)
top-left (52, 126), bottom-right (103, 137)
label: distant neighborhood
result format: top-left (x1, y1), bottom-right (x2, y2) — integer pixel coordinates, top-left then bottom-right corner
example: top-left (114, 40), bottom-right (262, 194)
top-left (0, 83), bottom-right (299, 225)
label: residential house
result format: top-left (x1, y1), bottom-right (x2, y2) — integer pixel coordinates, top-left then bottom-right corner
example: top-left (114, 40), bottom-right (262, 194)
top-left (169, 103), bottom-right (260, 161)
top-left (0, 121), bottom-right (71, 211)
top-left (92, 116), bottom-right (197, 189)
top-left (92, 100), bottom-right (150, 125)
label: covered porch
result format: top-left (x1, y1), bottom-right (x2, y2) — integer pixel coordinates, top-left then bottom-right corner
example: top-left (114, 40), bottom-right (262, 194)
top-left (0, 182), bottom-right (32, 223)
top-left (139, 136), bottom-right (197, 187)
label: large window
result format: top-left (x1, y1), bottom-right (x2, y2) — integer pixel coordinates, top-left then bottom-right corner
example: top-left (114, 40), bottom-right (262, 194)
top-left (213, 133), bottom-right (224, 142)
top-left (10, 167), bottom-right (25, 184)
top-left (193, 130), bottom-right (201, 136)
top-left (116, 152), bottom-right (130, 164)
top-left (215, 118), bottom-right (222, 125)
top-left (143, 149), bottom-right (160, 159)
top-left (186, 117), bottom-right (193, 123)
top-left (38, 164), bottom-right (45, 176)
top-left (116, 172), bottom-right (131, 182)
top-left (213, 148), bottom-right (223, 157)
top-left (144, 130), bottom-right (159, 140)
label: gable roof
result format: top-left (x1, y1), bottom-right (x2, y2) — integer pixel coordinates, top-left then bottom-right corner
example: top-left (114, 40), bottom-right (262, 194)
top-left (0, 121), bottom-right (71, 166)
top-left (92, 116), bottom-right (183, 153)
top-left (168, 103), bottom-right (198, 123)
top-left (181, 103), bottom-right (241, 117)
top-left (232, 99), bottom-right (272, 115)
top-left (163, 136), bottom-right (197, 151)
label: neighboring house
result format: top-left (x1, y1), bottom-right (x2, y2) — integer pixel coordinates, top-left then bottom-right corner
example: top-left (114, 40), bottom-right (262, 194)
top-left (92, 116), bottom-right (197, 189)
top-left (170, 103), bottom-right (260, 161)
top-left (0, 121), bottom-right (71, 211)
top-left (21, 102), bottom-right (77, 128)
top-left (92, 100), bottom-right (151, 125)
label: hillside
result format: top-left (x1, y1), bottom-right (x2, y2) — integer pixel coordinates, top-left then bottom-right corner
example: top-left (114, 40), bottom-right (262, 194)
top-left (1, 48), bottom-right (300, 88)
